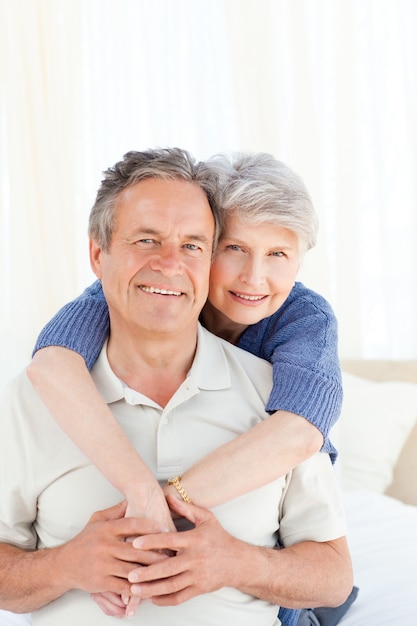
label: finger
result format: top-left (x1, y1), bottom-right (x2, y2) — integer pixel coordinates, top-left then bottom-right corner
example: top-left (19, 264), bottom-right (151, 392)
top-left (125, 595), bottom-right (141, 618)
top-left (91, 591), bottom-right (127, 617)
top-left (93, 572), bottom-right (134, 597)
top-left (152, 585), bottom-right (197, 606)
top-left (166, 495), bottom-right (213, 526)
top-left (89, 544), bottom-right (147, 584)
top-left (130, 549), bottom-right (171, 566)
top-left (112, 535), bottom-right (171, 567)
top-left (92, 591), bottom-right (126, 608)
top-left (90, 504), bottom-right (171, 540)
top-left (89, 500), bottom-right (127, 523)
top-left (131, 516), bottom-right (206, 552)
top-left (132, 531), bottom-right (182, 553)
top-left (128, 553), bottom-right (183, 585)
top-left (130, 570), bottom-right (192, 600)
top-left (109, 516), bottom-right (171, 543)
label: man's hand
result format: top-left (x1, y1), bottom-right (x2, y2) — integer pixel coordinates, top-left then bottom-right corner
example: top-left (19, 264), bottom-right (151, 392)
top-left (127, 496), bottom-right (242, 606)
top-left (0, 500), bottom-right (169, 614)
top-left (59, 501), bottom-right (167, 595)
top-left (125, 497), bottom-right (353, 611)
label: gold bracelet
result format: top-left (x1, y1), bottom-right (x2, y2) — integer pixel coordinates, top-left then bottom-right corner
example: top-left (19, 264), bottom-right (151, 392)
top-left (167, 476), bottom-right (192, 504)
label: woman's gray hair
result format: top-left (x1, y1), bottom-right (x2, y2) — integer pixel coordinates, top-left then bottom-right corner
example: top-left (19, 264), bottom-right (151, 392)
top-left (207, 152), bottom-right (318, 253)
top-left (88, 148), bottom-right (220, 251)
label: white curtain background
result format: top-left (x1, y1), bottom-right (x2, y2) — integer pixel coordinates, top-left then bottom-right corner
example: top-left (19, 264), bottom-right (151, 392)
top-left (1, 0), bottom-right (416, 359)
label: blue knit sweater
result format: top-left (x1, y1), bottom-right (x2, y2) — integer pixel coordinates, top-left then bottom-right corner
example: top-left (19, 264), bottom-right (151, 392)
top-left (34, 280), bottom-right (343, 626)
top-left (35, 280), bottom-right (342, 460)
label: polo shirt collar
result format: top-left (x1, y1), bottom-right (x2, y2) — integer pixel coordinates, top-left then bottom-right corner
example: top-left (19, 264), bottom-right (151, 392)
top-left (91, 341), bottom-right (125, 404)
top-left (91, 323), bottom-right (231, 405)
top-left (189, 324), bottom-right (231, 390)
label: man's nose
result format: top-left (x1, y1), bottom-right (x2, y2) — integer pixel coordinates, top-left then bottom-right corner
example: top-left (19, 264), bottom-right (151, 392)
top-left (150, 244), bottom-right (183, 276)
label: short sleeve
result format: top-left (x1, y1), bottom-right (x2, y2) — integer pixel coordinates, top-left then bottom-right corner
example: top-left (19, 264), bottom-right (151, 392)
top-left (278, 452), bottom-right (346, 546)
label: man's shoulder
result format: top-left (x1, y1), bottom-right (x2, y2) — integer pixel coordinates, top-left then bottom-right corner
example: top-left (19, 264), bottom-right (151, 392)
top-left (219, 334), bottom-right (272, 371)
top-left (0, 368), bottom-right (50, 435)
top-left (198, 326), bottom-right (273, 410)
top-left (1, 367), bottom-right (35, 399)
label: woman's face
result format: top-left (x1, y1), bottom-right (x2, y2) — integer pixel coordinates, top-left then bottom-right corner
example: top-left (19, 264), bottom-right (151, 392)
top-left (208, 211), bottom-right (302, 327)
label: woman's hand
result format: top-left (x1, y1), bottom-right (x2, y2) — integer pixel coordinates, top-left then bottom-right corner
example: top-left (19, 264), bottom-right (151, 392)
top-left (121, 487), bottom-right (177, 618)
top-left (125, 482), bottom-right (177, 532)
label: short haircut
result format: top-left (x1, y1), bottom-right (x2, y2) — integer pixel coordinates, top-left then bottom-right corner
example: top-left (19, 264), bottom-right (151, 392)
top-left (89, 148), bottom-right (220, 252)
top-left (207, 152), bottom-right (318, 253)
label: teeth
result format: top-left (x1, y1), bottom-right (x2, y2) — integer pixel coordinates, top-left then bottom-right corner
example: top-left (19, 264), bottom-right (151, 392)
top-left (233, 293), bottom-right (265, 301)
top-left (140, 286), bottom-right (182, 296)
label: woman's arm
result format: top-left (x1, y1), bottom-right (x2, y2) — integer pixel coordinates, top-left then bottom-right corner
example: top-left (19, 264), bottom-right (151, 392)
top-left (30, 282), bottom-right (176, 528)
top-left (27, 347), bottom-right (323, 512)
top-left (167, 411), bottom-right (323, 506)
top-left (27, 348), bottom-right (175, 532)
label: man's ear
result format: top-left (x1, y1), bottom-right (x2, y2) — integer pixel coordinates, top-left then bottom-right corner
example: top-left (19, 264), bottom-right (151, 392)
top-left (89, 238), bottom-right (103, 279)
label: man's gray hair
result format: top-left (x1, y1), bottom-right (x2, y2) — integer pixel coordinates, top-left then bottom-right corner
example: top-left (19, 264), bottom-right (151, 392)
top-left (208, 152), bottom-right (318, 253)
top-left (89, 148), bottom-right (220, 251)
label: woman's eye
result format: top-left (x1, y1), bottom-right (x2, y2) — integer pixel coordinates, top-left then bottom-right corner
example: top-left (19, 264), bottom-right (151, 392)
top-left (226, 244), bottom-right (243, 252)
top-left (271, 250), bottom-right (285, 257)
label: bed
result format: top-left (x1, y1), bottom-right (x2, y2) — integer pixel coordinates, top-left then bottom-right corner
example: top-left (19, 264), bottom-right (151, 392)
top-left (1, 339), bottom-right (417, 625)
top-left (337, 359), bottom-right (417, 625)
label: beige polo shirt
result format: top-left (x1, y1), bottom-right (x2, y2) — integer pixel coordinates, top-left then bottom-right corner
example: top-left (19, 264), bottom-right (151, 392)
top-left (0, 325), bottom-right (346, 626)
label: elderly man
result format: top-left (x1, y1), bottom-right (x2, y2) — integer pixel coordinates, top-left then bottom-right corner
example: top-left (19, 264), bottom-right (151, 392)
top-left (0, 148), bottom-right (352, 626)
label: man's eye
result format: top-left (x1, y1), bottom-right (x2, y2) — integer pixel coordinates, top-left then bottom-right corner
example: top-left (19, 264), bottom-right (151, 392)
top-left (136, 238), bottom-right (155, 245)
top-left (226, 244), bottom-right (243, 252)
top-left (184, 243), bottom-right (200, 251)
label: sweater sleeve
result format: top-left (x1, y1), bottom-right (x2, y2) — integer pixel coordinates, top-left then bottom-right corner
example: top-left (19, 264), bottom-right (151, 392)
top-left (239, 285), bottom-right (342, 463)
top-left (33, 280), bottom-right (110, 371)
top-left (277, 607), bottom-right (300, 626)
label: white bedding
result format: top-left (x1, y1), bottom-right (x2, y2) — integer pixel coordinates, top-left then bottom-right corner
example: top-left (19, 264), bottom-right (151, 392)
top-left (340, 491), bottom-right (417, 625)
top-left (1, 491), bottom-right (416, 625)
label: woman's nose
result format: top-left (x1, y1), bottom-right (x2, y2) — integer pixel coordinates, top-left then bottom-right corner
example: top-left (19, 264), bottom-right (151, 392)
top-left (240, 258), bottom-right (265, 285)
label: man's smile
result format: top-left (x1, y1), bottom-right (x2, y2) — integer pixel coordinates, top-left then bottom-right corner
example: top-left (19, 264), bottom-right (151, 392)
top-left (139, 285), bottom-right (183, 296)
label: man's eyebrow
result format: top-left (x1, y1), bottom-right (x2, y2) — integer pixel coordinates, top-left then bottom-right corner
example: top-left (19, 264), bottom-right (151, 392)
top-left (131, 227), bottom-right (161, 237)
top-left (131, 227), bottom-right (212, 245)
top-left (186, 233), bottom-right (212, 245)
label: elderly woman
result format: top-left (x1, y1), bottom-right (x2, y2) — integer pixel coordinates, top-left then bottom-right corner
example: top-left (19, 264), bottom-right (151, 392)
top-left (27, 151), bottom-right (344, 626)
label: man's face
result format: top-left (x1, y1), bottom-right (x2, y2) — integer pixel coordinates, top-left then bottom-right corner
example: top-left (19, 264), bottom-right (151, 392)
top-left (90, 177), bottom-right (215, 338)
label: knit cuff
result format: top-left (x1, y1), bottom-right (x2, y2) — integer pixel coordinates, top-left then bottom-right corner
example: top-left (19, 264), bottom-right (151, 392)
top-left (33, 299), bottom-right (110, 371)
top-left (266, 361), bottom-right (343, 463)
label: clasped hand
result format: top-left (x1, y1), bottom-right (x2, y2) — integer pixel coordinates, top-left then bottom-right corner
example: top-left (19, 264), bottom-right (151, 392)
top-left (91, 496), bottom-right (240, 619)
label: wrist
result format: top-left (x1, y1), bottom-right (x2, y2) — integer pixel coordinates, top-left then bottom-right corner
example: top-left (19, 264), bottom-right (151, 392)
top-left (124, 480), bottom-right (165, 509)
